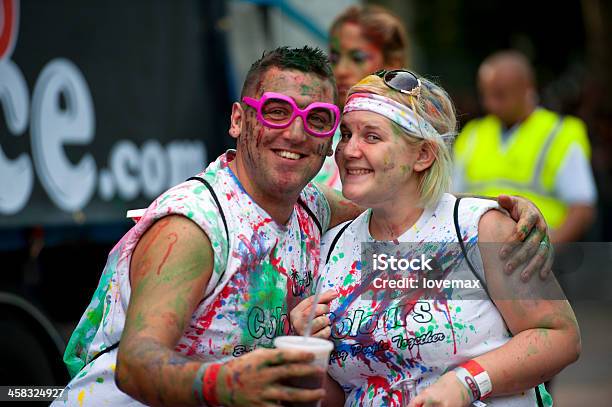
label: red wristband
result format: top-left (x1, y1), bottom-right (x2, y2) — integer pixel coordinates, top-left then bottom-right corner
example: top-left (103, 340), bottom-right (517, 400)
top-left (459, 360), bottom-right (492, 399)
top-left (202, 363), bottom-right (222, 406)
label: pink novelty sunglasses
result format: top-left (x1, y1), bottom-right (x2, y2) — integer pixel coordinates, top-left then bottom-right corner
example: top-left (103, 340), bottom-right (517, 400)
top-left (242, 92), bottom-right (340, 138)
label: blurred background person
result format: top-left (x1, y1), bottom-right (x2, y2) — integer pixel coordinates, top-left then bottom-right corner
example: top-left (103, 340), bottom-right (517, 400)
top-left (453, 50), bottom-right (597, 243)
top-left (314, 4), bottom-right (408, 189)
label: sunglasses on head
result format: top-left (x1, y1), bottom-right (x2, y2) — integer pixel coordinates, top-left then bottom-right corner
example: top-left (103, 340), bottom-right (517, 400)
top-left (374, 69), bottom-right (421, 98)
top-left (242, 92), bottom-right (340, 138)
top-left (374, 69), bottom-right (427, 139)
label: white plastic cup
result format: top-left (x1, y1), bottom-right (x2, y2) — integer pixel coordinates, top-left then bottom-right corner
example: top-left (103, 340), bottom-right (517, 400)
top-left (273, 336), bottom-right (334, 369)
top-left (273, 336), bottom-right (334, 407)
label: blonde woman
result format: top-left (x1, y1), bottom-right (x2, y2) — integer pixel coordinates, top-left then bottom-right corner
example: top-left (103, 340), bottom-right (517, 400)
top-left (294, 71), bottom-right (580, 406)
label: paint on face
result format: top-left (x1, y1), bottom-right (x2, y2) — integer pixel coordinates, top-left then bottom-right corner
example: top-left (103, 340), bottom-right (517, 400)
top-left (329, 23), bottom-right (386, 108)
top-left (336, 111), bottom-right (420, 209)
top-left (235, 67), bottom-right (335, 200)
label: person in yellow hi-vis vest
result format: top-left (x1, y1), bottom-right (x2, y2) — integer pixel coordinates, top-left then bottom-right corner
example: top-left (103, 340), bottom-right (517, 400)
top-left (454, 50), bottom-right (597, 243)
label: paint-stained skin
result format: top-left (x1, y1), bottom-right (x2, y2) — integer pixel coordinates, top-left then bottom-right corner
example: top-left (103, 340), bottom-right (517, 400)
top-left (208, 349), bottom-right (324, 406)
top-left (336, 110), bottom-right (424, 213)
top-left (231, 67), bottom-right (335, 204)
top-left (58, 151), bottom-right (332, 405)
top-left (155, 232), bottom-right (178, 275)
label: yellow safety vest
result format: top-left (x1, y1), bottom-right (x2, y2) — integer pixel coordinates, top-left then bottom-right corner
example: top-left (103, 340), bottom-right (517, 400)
top-left (454, 108), bottom-right (591, 229)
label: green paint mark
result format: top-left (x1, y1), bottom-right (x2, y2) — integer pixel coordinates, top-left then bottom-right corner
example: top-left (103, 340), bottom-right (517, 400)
top-left (133, 312), bottom-right (146, 331)
top-left (527, 344), bottom-right (539, 356)
top-left (96, 377), bottom-right (104, 383)
top-left (520, 225), bottom-right (530, 236)
top-left (159, 194), bottom-right (172, 204)
top-left (240, 246), bottom-right (288, 344)
top-left (343, 274), bottom-right (354, 285)
top-left (329, 36), bottom-right (340, 51)
top-left (63, 249), bottom-right (120, 378)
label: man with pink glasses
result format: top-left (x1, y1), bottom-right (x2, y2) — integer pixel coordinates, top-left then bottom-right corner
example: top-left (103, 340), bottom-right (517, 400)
top-left (55, 46), bottom-right (550, 407)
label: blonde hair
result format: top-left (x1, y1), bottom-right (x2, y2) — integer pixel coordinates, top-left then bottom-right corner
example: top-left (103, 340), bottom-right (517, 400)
top-left (330, 5), bottom-right (409, 67)
top-left (347, 74), bottom-right (456, 207)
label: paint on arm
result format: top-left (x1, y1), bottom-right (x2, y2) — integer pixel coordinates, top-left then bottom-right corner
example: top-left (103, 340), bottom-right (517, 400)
top-left (117, 214), bottom-right (215, 406)
top-left (473, 210), bottom-right (580, 396)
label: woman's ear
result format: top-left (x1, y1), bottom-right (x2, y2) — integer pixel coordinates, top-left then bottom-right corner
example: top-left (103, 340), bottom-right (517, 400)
top-left (413, 142), bottom-right (436, 173)
top-left (228, 102), bottom-right (243, 139)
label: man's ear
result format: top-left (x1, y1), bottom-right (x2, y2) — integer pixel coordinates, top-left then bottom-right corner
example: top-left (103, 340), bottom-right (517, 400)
top-left (228, 102), bottom-right (243, 139)
top-left (413, 142), bottom-right (436, 173)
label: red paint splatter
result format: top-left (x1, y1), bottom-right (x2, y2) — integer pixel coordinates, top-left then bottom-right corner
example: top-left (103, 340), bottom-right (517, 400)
top-left (444, 302), bottom-right (457, 354)
top-left (156, 232), bottom-right (178, 275)
top-left (252, 218), bottom-right (272, 232)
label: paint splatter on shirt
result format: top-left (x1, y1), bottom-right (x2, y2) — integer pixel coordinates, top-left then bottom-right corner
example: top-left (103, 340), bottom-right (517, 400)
top-left (55, 150), bottom-right (331, 406)
top-left (319, 194), bottom-right (542, 406)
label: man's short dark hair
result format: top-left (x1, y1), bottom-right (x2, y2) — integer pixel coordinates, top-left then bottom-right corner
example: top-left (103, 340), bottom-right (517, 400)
top-left (241, 46), bottom-right (337, 104)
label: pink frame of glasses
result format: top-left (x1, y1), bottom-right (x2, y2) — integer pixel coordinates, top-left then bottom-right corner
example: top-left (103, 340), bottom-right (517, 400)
top-left (242, 92), bottom-right (340, 138)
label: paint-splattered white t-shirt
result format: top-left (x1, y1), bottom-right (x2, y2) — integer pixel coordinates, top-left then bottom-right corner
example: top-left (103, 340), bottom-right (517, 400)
top-left (319, 194), bottom-right (541, 406)
top-left (55, 150), bottom-right (331, 406)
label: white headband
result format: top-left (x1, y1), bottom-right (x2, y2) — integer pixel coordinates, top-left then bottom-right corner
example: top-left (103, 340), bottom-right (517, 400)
top-left (343, 93), bottom-right (446, 141)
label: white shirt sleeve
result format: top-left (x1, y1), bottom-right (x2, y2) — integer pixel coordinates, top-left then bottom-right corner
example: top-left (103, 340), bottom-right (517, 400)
top-left (555, 145), bottom-right (597, 204)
